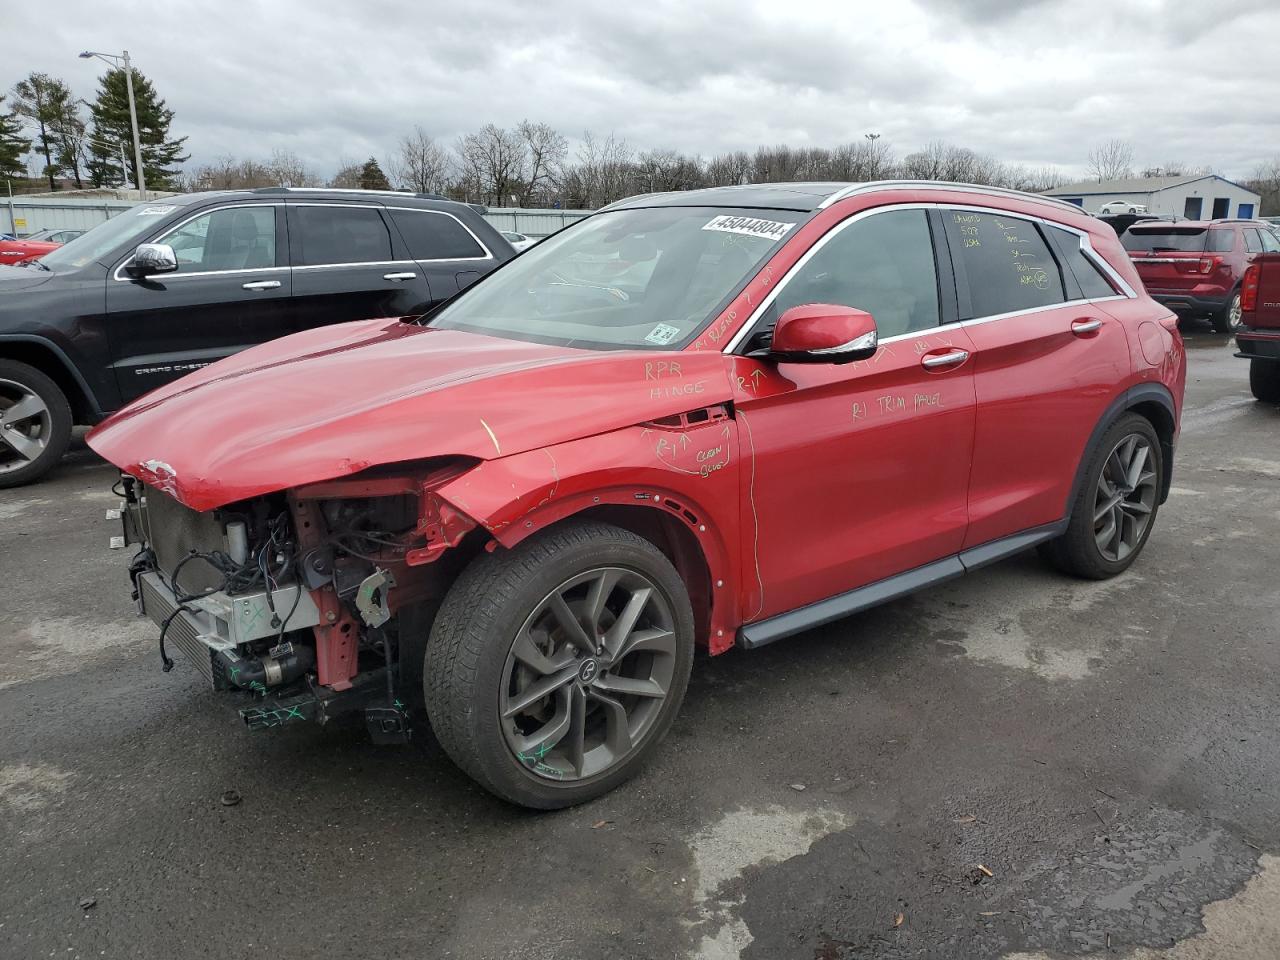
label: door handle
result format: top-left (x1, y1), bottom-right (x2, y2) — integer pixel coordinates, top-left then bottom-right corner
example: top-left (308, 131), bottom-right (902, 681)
top-left (383, 272), bottom-right (417, 281)
top-left (1071, 318), bottom-right (1103, 335)
top-left (920, 349), bottom-right (970, 369)
top-left (242, 280), bottom-right (281, 291)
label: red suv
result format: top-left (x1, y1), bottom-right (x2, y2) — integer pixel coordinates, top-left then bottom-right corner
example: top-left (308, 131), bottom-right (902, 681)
top-left (1123, 219), bottom-right (1280, 332)
top-left (88, 181), bottom-right (1185, 808)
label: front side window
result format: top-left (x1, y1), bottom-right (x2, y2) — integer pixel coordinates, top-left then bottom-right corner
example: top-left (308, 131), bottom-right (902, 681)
top-left (430, 206), bottom-right (801, 350)
top-left (390, 209), bottom-right (486, 260)
top-left (159, 206), bottom-right (277, 272)
top-left (944, 210), bottom-right (1065, 318)
top-left (293, 206), bottom-right (393, 266)
top-left (768, 209), bottom-right (940, 338)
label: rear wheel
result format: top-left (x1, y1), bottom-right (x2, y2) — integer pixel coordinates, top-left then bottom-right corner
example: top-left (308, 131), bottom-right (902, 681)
top-left (1212, 291), bottom-right (1242, 334)
top-left (1039, 413), bottom-right (1163, 580)
top-left (0, 359), bottom-right (72, 489)
top-left (1250, 359), bottom-right (1280, 403)
top-left (424, 520), bottom-right (694, 809)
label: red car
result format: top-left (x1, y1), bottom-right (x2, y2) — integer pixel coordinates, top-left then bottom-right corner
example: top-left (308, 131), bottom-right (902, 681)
top-left (88, 181), bottom-right (1185, 808)
top-left (0, 228), bottom-right (83, 265)
top-left (1237, 252), bottom-right (1280, 401)
top-left (1122, 218), bottom-right (1280, 333)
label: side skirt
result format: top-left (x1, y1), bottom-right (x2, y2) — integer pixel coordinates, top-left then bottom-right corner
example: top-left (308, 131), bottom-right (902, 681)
top-left (737, 520), bottom-right (1067, 650)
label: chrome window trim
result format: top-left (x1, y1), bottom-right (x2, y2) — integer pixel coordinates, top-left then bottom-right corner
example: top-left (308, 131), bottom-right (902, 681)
top-left (382, 205), bottom-right (495, 262)
top-left (292, 259), bottom-right (418, 272)
top-left (111, 202), bottom-right (283, 281)
top-left (722, 202), bottom-right (1135, 354)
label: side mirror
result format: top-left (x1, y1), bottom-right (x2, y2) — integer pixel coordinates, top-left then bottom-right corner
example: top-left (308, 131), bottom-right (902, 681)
top-left (129, 243), bottom-right (178, 277)
top-left (769, 303), bottom-right (878, 364)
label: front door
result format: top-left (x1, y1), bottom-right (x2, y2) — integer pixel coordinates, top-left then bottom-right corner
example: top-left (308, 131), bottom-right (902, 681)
top-left (731, 207), bottom-right (977, 621)
top-left (286, 203), bottom-right (434, 331)
top-left (105, 203), bottom-right (290, 404)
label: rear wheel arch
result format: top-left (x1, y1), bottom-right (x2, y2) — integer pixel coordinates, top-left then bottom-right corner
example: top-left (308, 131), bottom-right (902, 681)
top-left (1065, 384), bottom-right (1177, 518)
top-left (0, 336), bottom-right (99, 424)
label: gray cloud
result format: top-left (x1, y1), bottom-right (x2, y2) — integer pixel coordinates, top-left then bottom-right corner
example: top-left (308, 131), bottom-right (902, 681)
top-left (7, 0), bottom-right (1278, 183)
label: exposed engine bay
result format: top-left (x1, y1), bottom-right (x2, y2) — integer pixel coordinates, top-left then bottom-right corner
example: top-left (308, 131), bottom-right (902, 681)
top-left (118, 461), bottom-right (480, 740)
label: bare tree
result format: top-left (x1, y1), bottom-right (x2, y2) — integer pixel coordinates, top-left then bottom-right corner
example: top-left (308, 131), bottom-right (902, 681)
top-left (455, 124), bottom-right (526, 205)
top-left (395, 126), bottom-right (452, 194)
top-left (329, 158), bottom-right (363, 188)
top-left (1086, 139), bottom-right (1134, 182)
top-left (517, 120), bottom-right (567, 205)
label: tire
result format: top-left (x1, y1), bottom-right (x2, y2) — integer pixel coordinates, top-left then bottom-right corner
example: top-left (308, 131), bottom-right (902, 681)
top-left (1211, 291), bottom-right (1242, 334)
top-left (1039, 413), bottom-right (1163, 580)
top-left (424, 520), bottom-right (695, 809)
top-left (1251, 359), bottom-right (1280, 403)
top-left (0, 359), bottom-right (73, 489)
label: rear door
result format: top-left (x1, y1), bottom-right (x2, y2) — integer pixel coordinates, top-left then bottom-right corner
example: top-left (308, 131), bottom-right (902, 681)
top-left (286, 202), bottom-right (434, 331)
top-left (383, 206), bottom-right (498, 305)
top-left (105, 202), bottom-right (290, 404)
top-left (941, 208), bottom-right (1133, 548)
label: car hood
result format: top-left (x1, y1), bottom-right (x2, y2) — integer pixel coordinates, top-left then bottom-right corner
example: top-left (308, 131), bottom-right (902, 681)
top-left (87, 318), bottom-right (733, 511)
top-left (0, 264), bottom-right (55, 290)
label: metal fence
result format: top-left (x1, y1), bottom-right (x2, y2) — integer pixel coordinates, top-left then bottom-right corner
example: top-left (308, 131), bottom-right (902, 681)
top-left (4, 195), bottom-right (593, 239)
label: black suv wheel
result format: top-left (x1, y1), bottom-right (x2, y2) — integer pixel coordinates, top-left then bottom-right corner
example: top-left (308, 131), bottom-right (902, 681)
top-left (0, 359), bottom-right (72, 488)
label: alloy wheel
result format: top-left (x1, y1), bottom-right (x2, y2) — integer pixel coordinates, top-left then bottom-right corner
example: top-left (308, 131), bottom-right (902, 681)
top-left (1093, 434), bottom-right (1158, 563)
top-left (0, 378), bottom-right (52, 476)
top-left (499, 566), bottom-right (678, 781)
top-left (1228, 293), bottom-right (1243, 331)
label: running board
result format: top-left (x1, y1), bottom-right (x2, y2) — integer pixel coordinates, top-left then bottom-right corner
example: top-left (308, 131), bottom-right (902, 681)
top-left (737, 521), bottom-right (1066, 650)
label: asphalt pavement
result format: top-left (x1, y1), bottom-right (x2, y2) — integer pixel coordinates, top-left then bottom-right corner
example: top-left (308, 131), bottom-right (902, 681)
top-left (2, 326), bottom-right (1278, 960)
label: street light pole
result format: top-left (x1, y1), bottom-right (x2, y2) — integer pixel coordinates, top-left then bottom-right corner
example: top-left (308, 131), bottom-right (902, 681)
top-left (79, 49), bottom-right (147, 200)
top-left (121, 51), bottom-right (146, 201)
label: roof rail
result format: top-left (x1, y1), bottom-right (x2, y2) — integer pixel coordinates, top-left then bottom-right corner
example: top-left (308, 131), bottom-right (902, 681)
top-left (819, 180), bottom-right (1087, 214)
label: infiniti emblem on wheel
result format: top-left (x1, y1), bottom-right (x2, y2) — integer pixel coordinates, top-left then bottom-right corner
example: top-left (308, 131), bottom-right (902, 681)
top-left (578, 659), bottom-right (600, 683)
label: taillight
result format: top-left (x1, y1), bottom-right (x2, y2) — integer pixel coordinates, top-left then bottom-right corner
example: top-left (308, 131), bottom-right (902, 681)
top-left (1197, 256), bottom-right (1223, 274)
top-left (1241, 263), bottom-right (1260, 312)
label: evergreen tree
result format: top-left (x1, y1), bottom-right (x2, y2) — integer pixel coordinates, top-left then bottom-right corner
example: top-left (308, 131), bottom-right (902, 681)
top-left (0, 94), bottom-right (31, 181)
top-left (358, 157), bottom-right (390, 190)
top-left (87, 67), bottom-right (188, 189)
top-left (11, 73), bottom-right (70, 190)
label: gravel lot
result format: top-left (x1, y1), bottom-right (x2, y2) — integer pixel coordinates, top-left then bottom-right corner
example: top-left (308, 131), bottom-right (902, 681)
top-left (2, 327), bottom-right (1278, 960)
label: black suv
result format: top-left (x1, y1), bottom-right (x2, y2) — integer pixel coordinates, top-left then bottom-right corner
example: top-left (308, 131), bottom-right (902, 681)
top-left (0, 188), bottom-right (513, 487)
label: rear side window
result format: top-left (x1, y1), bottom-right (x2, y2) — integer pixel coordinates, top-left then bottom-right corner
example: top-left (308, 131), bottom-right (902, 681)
top-left (390, 209), bottom-right (486, 260)
top-left (292, 206), bottom-right (393, 266)
top-left (769, 208), bottom-right (940, 338)
top-left (1261, 230), bottom-right (1280, 253)
top-left (1244, 228), bottom-right (1264, 253)
top-left (1123, 228), bottom-right (1208, 253)
top-left (943, 211), bottom-right (1065, 318)
top-left (1045, 226), bottom-right (1118, 299)
top-left (1207, 230), bottom-right (1236, 253)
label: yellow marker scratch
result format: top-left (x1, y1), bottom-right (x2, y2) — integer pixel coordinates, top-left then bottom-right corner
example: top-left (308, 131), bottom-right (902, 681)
top-left (479, 418), bottom-right (501, 455)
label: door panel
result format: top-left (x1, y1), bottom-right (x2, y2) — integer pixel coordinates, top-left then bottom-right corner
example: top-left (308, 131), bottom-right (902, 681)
top-left (105, 204), bottom-right (291, 404)
top-left (730, 207), bottom-right (975, 622)
top-left (286, 204), bottom-right (434, 330)
top-left (734, 329), bottom-right (977, 621)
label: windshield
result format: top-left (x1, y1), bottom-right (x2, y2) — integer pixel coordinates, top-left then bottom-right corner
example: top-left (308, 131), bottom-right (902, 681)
top-left (37, 201), bottom-right (182, 271)
top-left (429, 206), bottom-right (801, 350)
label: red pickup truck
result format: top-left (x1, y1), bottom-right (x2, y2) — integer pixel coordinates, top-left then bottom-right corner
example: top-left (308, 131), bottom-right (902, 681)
top-left (1238, 253), bottom-right (1280, 401)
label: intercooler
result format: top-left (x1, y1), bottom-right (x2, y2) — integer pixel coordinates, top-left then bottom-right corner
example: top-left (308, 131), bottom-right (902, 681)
top-left (138, 571), bottom-right (222, 689)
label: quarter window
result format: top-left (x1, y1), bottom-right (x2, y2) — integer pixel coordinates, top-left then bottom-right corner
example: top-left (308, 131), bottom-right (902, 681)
top-left (769, 209), bottom-right (940, 339)
top-left (1045, 226), bottom-right (1118, 299)
top-left (293, 206), bottom-right (393, 266)
top-left (944, 211), bottom-right (1065, 318)
top-left (1260, 229), bottom-right (1280, 253)
top-left (1244, 228), bottom-right (1264, 253)
top-left (159, 206), bottom-right (277, 272)
top-left (390, 210), bottom-right (486, 260)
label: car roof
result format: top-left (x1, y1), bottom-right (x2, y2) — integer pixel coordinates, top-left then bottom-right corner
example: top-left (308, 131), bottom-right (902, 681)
top-left (602, 180), bottom-right (1087, 217)
top-left (1129, 220), bottom-right (1253, 231)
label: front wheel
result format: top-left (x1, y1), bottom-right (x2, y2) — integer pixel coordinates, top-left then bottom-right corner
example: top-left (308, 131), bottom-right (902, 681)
top-left (1251, 359), bottom-right (1280, 403)
top-left (1212, 291), bottom-right (1242, 334)
top-left (0, 359), bottom-right (73, 489)
top-left (424, 521), bottom-right (695, 809)
top-left (1039, 413), bottom-right (1163, 580)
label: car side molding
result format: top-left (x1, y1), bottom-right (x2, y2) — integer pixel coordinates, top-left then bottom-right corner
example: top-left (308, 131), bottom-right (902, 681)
top-left (737, 520), bottom-right (1068, 650)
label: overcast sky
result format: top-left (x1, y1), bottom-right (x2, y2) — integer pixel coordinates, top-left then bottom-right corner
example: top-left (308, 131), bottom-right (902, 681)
top-left (8, 0), bottom-right (1279, 184)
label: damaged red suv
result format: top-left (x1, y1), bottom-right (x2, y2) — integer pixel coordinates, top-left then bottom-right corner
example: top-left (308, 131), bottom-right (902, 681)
top-left (89, 181), bottom-right (1185, 808)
